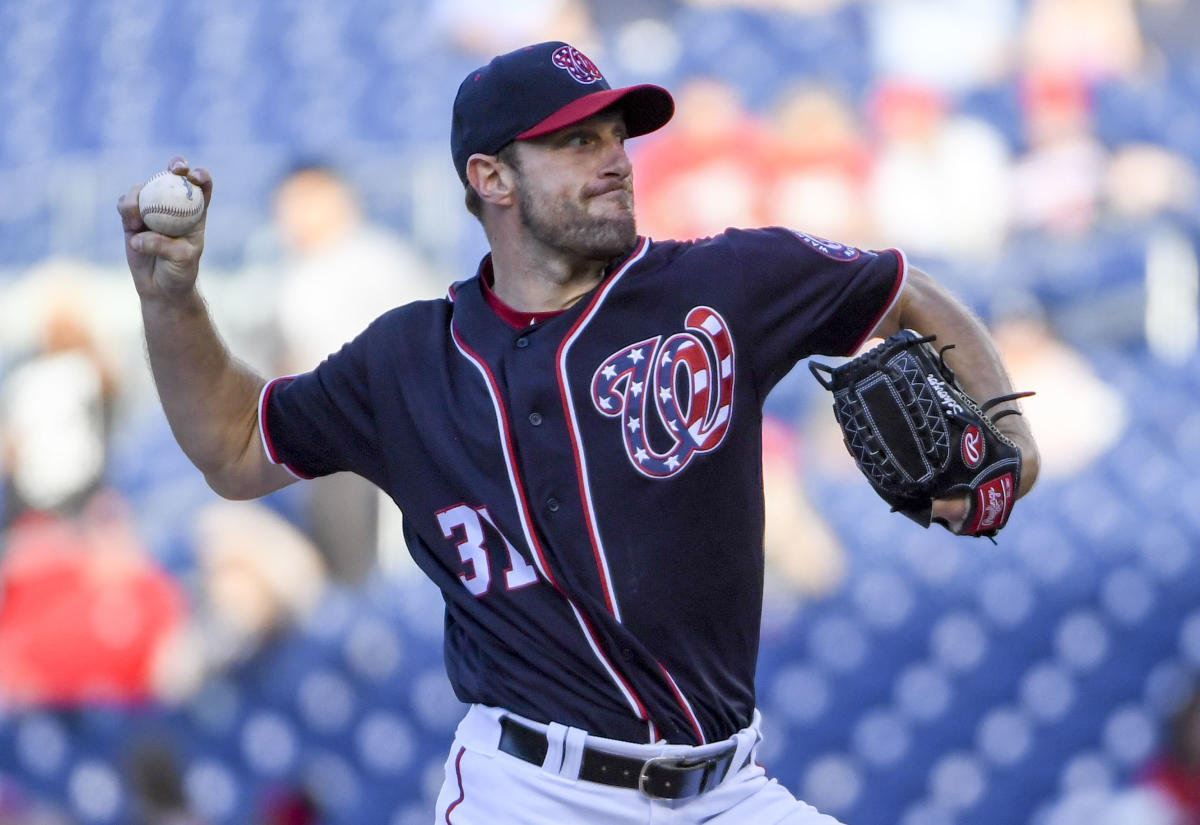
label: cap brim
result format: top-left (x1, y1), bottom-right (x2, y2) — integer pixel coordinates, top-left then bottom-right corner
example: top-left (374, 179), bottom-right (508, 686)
top-left (515, 84), bottom-right (674, 141)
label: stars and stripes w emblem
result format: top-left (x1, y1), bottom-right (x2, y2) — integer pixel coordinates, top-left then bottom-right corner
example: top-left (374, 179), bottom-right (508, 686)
top-left (590, 307), bottom-right (735, 479)
top-left (551, 45), bottom-right (603, 85)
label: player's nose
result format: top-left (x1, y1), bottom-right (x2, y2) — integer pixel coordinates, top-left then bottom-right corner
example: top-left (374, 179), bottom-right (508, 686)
top-left (600, 136), bottom-right (632, 180)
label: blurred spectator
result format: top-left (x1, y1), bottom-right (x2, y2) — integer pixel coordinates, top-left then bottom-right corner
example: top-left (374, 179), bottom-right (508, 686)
top-left (1011, 73), bottom-right (1109, 238)
top-left (865, 0), bottom-right (1022, 95)
top-left (1021, 0), bottom-right (1145, 84)
top-left (0, 491), bottom-right (186, 705)
top-left (0, 263), bottom-right (121, 531)
top-left (126, 737), bottom-right (209, 825)
top-left (989, 295), bottom-right (1128, 478)
top-left (632, 76), bottom-right (775, 240)
top-left (1104, 142), bottom-right (1200, 222)
top-left (151, 500), bottom-right (327, 703)
top-left (762, 82), bottom-right (872, 245)
top-left (263, 163), bottom-right (443, 376)
top-left (0, 259), bottom-right (182, 707)
top-left (865, 81), bottom-right (1014, 260)
top-left (250, 162), bottom-right (444, 584)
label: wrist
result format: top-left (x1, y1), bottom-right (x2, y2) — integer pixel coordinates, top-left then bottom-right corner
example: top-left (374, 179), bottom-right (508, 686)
top-left (140, 284), bottom-right (202, 310)
top-left (139, 287), bottom-right (207, 328)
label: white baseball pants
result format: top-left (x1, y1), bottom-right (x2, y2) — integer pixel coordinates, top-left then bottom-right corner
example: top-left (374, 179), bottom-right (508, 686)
top-left (434, 704), bottom-right (847, 825)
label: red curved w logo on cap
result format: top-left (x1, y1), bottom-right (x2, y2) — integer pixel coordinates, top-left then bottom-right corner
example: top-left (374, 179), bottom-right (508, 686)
top-left (552, 45), bottom-right (603, 85)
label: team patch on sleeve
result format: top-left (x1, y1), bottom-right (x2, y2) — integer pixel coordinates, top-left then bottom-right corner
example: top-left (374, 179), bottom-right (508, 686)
top-left (788, 230), bottom-right (861, 261)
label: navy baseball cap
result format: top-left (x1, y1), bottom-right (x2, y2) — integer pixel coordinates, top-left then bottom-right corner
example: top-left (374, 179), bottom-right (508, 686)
top-left (451, 41), bottom-right (674, 184)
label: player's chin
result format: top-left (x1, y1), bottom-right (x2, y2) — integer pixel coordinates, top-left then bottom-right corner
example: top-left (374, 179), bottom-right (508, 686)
top-left (572, 217), bottom-right (636, 260)
top-left (597, 215), bottom-right (637, 250)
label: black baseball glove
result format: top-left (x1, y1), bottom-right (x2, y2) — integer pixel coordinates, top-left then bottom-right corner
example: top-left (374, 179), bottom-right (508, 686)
top-left (810, 330), bottom-right (1032, 539)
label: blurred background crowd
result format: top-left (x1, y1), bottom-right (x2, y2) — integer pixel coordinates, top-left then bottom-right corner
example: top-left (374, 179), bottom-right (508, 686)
top-left (0, 0), bottom-right (1199, 823)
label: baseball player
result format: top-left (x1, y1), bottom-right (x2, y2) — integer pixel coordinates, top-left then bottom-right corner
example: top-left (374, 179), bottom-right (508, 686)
top-left (117, 41), bottom-right (1038, 825)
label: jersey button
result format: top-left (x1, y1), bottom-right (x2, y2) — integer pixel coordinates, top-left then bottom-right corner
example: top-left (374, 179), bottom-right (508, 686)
top-left (546, 498), bottom-right (559, 512)
top-left (515, 336), bottom-right (530, 349)
top-left (528, 412), bottom-right (543, 426)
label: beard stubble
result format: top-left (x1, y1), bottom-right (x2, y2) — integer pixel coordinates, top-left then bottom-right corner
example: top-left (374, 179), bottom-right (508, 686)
top-left (516, 180), bottom-right (638, 262)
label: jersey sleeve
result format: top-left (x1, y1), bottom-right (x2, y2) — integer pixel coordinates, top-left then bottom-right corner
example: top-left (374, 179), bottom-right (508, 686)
top-left (723, 227), bottom-right (906, 389)
top-left (258, 331), bottom-right (386, 486)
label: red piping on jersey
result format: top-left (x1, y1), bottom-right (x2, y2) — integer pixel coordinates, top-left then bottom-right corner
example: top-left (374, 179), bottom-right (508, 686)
top-left (660, 664), bottom-right (706, 745)
top-left (567, 599), bottom-right (658, 742)
top-left (554, 236), bottom-right (649, 619)
top-left (449, 319), bottom-right (657, 741)
top-left (449, 325), bottom-right (560, 589)
top-left (847, 247), bottom-right (908, 355)
top-left (444, 747), bottom-right (466, 823)
top-left (258, 376), bottom-right (315, 480)
top-left (555, 235), bottom-right (709, 745)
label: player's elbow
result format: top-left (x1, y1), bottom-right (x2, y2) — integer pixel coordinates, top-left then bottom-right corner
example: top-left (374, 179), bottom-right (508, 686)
top-left (204, 469), bottom-right (263, 501)
top-left (1006, 425), bottom-right (1040, 500)
top-left (200, 451), bottom-right (292, 501)
top-left (1018, 439), bottom-right (1041, 499)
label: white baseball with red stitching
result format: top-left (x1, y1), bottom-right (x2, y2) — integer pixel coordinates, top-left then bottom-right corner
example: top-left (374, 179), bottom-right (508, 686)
top-left (137, 170), bottom-right (204, 236)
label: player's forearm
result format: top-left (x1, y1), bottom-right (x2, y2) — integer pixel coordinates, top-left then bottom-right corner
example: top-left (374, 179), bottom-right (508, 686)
top-left (887, 268), bottom-right (1041, 496)
top-left (140, 288), bottom-right (275, 498)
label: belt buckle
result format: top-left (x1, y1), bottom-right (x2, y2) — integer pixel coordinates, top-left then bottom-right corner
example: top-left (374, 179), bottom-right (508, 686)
top-left (637, 754), bottom-right (710, 801)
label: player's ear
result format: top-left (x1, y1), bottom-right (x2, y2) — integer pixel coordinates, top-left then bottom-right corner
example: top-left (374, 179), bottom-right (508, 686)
top-left (467, 153), bottom-right (516, 209)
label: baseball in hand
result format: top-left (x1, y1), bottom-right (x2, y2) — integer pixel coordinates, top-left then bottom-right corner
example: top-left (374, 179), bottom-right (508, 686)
top-left (138, 170), bottom-right (204, 236)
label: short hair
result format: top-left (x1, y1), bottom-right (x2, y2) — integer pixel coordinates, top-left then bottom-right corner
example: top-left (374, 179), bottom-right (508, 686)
top-left (463, 143), bottom-right (521, 221)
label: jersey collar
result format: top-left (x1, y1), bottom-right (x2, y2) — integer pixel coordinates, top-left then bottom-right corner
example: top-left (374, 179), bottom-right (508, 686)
top-left (471, 240), bottom-right (649, 330)
top-left (478, 256), bottom-right (566, 329)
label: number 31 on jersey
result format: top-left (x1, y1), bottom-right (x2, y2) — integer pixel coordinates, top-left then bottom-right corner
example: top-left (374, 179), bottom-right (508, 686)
top-left (436, 504), bottom-right (538, 596)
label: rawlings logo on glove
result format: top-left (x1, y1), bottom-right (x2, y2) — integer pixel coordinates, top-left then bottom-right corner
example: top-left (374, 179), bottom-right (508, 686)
top-left (810, 330), bottom-right (1033, 539)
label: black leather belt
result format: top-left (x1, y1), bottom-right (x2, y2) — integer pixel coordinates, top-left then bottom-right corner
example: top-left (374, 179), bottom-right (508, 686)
top-left (498, 716), bottom-right (747, 800)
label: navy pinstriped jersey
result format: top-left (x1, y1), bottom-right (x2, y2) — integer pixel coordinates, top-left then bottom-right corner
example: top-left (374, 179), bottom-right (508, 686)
top-left (260, 227), bottom-right (906, 746)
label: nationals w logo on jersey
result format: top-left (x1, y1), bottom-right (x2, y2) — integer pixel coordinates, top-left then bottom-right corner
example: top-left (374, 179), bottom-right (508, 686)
top-left (591, 307), bottom-right (735, 479)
